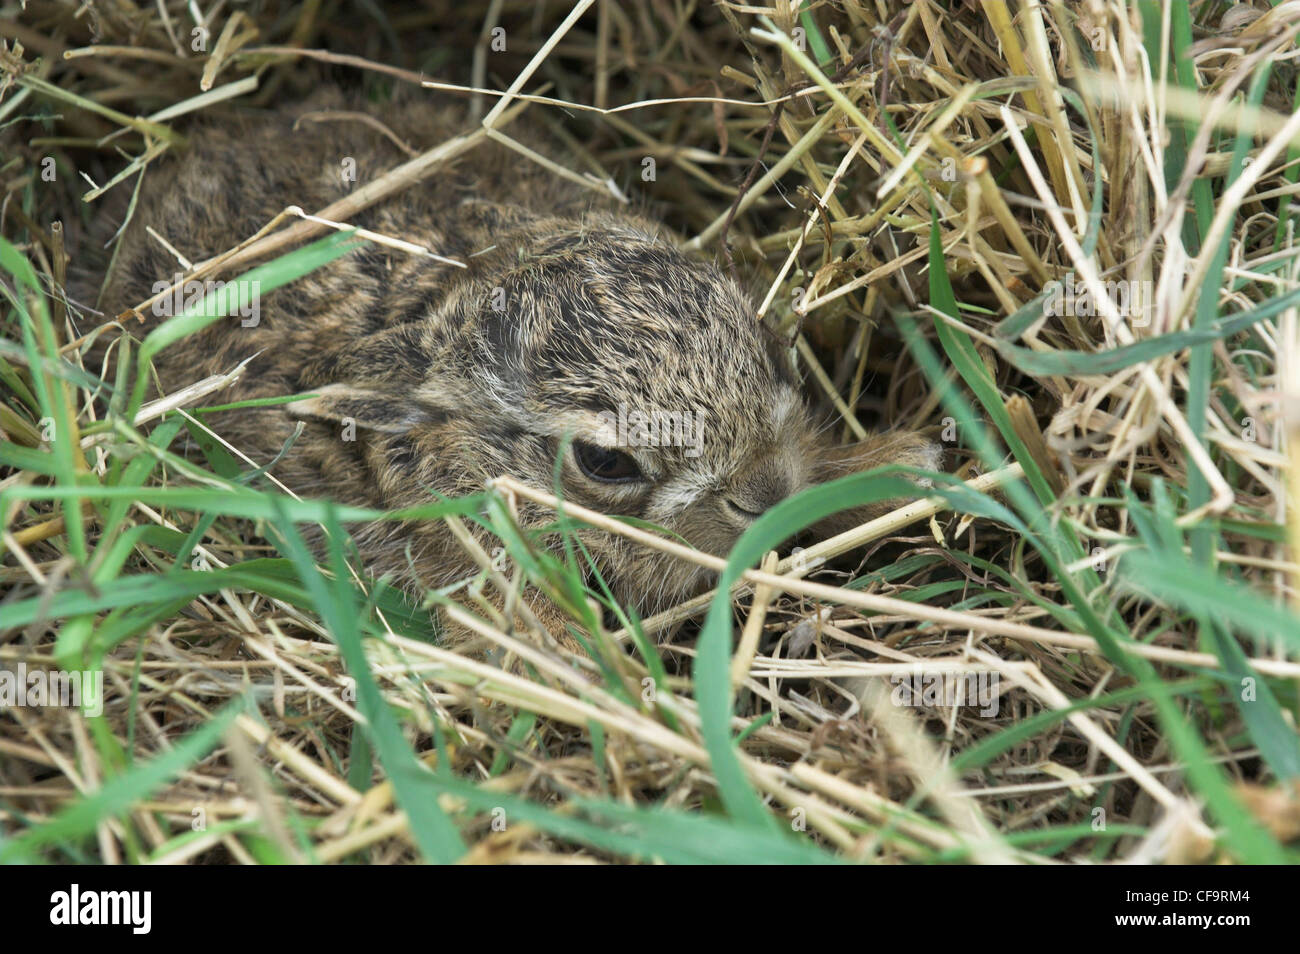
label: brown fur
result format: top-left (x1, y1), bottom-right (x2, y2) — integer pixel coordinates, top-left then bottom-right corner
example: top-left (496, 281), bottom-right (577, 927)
top-left (91, 89), bottom-right (941, 644)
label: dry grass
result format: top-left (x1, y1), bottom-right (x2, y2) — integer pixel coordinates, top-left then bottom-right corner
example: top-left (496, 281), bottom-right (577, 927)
top-left (2, 0), bottom-right (1300, 864)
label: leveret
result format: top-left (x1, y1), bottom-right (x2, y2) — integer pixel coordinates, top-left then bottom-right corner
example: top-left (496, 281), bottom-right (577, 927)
top-left (95, 89), bottom-right (940, 648)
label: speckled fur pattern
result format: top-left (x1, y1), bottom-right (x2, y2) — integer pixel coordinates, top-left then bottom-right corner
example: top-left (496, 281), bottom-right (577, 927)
top-left (92, 88), bottom-right (941, 642)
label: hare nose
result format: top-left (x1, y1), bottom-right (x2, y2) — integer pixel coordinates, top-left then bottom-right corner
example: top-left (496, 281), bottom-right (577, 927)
top-left (724, 480), bottom-right (791, 521)
top-left (724, 497), bottom-right (769, 521)
top-left (727, 454), bottom-right (796, 521)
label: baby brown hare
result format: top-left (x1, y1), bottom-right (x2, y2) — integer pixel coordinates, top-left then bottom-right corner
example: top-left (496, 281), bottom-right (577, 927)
top-left (93, 89), bottom-right (941, 653)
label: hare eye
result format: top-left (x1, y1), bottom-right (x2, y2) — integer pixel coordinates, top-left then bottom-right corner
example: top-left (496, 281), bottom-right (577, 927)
top-left (573, 440), bottom-right (642, 483)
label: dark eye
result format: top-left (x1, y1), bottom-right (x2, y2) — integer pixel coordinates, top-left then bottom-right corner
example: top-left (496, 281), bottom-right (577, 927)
top-left (572, 440), bottom-right (643, 483)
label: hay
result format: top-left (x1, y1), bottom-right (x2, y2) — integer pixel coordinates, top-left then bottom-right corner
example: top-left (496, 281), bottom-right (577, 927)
top-left (2, 0), bottom-right (1299, 863)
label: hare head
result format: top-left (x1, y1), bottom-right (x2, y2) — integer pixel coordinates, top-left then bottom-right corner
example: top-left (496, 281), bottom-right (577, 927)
top-left (288, 212), bottom-right (940, 617)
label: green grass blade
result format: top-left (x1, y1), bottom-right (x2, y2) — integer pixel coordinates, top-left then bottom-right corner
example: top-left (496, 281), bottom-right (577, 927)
top-left (270, 504), bottom-right (466, 863)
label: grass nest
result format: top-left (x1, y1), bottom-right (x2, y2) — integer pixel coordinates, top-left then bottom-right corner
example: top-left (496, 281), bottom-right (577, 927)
top-left (2, 0), bottom-right (1300, 864)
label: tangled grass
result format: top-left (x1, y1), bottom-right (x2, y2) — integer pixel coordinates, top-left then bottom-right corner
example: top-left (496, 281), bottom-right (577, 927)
top-left (2, 0), bottom-right (1300, 864)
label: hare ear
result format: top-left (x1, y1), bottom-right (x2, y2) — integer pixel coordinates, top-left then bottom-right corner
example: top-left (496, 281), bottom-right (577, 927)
top-left (285, 384), bottom-right (439, 434)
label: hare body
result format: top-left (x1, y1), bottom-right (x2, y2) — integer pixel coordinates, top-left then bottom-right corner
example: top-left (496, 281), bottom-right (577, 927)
top-left (95, 90), bottom-right (939, 636)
